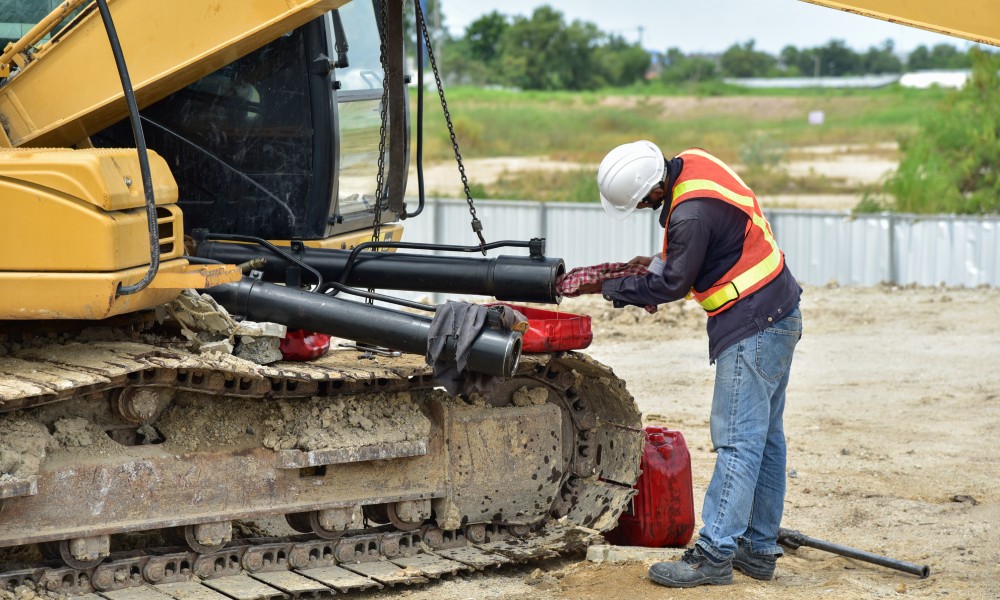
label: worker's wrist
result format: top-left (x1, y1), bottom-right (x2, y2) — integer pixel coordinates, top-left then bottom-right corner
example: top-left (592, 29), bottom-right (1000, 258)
top-left (601, 279), bottom-right (617, 301)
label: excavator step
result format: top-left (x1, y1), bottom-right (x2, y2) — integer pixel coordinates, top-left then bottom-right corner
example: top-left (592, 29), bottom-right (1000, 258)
top-left (154, 582), bottom-right (232, 600)
top-left (100, 589), bottom-right (177, 600)
top-left (291, 566), bottom-right (380, 592)
top-left (389, 552), bottom-right (468, 578)
top-left (338, 560), bottom-right (428, 586)
top-left (201, 575), bottom-right (288, 600)
top-left (434, 546), bottom-right (512, 568)
top-left (249, 571), bottom-right (331, 598)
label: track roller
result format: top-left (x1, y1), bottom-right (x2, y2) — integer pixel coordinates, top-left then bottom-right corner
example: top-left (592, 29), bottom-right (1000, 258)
top-left (285, 506), bottom-right (363, 540)
top-left (386, 500), bottom-right (431, 532)
top-left (182, 521), bottom-right (232, 553)
top-left (41, 536), bottom-right (111, 570)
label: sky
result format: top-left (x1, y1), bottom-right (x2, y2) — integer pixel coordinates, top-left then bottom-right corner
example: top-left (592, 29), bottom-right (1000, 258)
top-left (441, 0), bottom-right (976, 55)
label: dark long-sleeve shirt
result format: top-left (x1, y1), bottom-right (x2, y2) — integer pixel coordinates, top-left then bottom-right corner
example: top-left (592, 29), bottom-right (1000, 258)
top-left (601, 158), bottom-right (802, 361)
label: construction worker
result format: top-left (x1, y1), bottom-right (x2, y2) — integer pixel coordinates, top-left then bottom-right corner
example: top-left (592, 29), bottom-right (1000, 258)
top-left (580, 141), bottom-right (802, 588)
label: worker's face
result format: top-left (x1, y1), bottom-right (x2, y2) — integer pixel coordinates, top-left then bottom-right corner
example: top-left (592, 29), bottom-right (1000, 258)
top-left (637, 184), bottom-right (666, 209)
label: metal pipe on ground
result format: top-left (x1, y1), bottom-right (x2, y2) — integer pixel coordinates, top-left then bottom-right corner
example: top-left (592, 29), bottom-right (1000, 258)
top-left (195, 242), bottom-right (564, 304)
top-left (778, 528), bottom-right (930, 578)
top-left (202, 277), bottom-right (521, 377)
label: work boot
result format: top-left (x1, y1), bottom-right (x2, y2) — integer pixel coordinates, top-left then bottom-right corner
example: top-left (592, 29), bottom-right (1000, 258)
top-left (648, 545), bottom-right (733, 588)
top-left (733, 540), bottom-right (778, 580)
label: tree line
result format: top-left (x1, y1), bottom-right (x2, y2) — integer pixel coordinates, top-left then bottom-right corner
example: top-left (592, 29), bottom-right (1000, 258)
top-left (425, 4), bottom-right (986, 90)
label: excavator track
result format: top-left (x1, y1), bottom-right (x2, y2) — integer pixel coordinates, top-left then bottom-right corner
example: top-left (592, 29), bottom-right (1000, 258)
top-left (0, 330), bottom-right (644, 599)
top-left (1, 523), bottom-right (600, 598)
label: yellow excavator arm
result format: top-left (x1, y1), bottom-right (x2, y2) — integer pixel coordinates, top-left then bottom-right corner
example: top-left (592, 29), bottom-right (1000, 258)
top-left (0, 0), bottom-right (345, 149)
top-left (800, 0), bottom-right (1000, 47)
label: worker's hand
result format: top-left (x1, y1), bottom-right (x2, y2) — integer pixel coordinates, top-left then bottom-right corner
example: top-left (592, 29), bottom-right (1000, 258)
top-left (576, 281), bottom-right (604, 295)
top-left (627, 255), bottom-right (653, 267)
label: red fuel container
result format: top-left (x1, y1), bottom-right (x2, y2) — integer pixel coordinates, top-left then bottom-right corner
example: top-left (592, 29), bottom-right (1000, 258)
top-left (604, 427), bottom-right (695, 548)
top-left (279, 329), bottom-right (331, 361)
top-left (489, 304), bottom-right (592, 353)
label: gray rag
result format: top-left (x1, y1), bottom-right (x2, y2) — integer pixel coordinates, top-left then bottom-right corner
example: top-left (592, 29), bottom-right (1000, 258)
top-left (426, 301), bottom-right (525, 397)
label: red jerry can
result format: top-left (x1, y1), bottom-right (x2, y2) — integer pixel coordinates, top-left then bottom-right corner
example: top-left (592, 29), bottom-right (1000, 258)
top-left (486, 303), bottom-right (592, 353)
top-left (279, 329), bottom-right (332, 361)
top-left (604, 427), bottom-right (695, 547)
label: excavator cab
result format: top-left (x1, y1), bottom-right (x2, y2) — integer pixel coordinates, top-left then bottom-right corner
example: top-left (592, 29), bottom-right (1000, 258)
top-left (92, 3), bottom-right (407, 241)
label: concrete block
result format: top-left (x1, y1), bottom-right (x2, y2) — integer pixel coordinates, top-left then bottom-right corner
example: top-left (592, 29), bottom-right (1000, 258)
top-left (198, 339), bottom-right (234, 355)
top-left (586, 544), bottom-right (687, 564)
top-left (234, 336), bottom-right (283, 364)
top-left (234, 321), bottom-right (287, 339)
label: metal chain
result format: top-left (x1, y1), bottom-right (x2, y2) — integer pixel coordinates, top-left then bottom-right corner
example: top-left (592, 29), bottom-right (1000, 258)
top-left (368, 0), bottom-right (392, 302)
top-left (414, 1), bottom-right (487, 253)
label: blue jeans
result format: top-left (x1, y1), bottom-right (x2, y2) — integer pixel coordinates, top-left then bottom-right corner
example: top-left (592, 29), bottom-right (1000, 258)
top-left (696, 306), bottom-right (802, 561)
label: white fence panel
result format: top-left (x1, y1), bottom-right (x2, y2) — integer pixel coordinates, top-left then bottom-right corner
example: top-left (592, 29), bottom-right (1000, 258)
top-left (543, 202), bottom-right (660, 268)
top-left (895, 216), bottom-right (1000, 287)
top-left (768, 211), bottom-right (890, 286)
top-left (401, 198), bottom-right (1000, 289)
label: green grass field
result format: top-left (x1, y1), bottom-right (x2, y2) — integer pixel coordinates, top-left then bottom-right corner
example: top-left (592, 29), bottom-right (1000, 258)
top-left (411, 83), bottom-right (951, 203)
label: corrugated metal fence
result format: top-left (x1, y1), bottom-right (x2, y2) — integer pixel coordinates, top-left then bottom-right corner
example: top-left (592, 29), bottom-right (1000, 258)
top-left (400, 198), bottom-right (1000, 287)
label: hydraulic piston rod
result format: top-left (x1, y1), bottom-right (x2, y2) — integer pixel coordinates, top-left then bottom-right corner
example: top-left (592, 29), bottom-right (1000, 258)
top-left (196, 241), bottom-right (565, 304)
top-left (203, 277), bottom-right (521, 377)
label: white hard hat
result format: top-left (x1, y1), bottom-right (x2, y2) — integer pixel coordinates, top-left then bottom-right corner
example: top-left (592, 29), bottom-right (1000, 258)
top-left (597, 140), bottom-right (665, 220)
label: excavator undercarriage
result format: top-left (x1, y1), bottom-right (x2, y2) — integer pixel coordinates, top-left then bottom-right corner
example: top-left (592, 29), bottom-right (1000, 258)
top-left (0, 325), bottom-right (643, 596)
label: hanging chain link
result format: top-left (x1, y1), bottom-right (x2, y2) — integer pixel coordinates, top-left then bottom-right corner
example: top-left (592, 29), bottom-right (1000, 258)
top-left (415, 1), bottom-right (487, 253)
top-left (367, 0), bottom-right (392, 303)
top-left (370, 0), bottom-right (391, 247)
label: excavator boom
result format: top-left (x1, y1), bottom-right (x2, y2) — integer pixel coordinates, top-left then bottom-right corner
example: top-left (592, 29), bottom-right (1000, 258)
top-left (0, 0), bottom-right (345, 148)
top-left (800, 0), bottom-right (1000, 47)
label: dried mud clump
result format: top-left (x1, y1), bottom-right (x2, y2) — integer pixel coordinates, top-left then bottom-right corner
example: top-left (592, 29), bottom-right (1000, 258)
top-left (155, 391), bottom-right (431, 453)
top-left (512, 386), bottom-right (549, 407)
top-left (51, 417), bottom-right (94, 447)
top-left (262, 392), bottom-right (431, 451)
top-left (47, 416), bottom-right (127, 459)
top-left (155, 392), bottom-right (271, 452)
top-left (0, 417), bottom-right (52, 480)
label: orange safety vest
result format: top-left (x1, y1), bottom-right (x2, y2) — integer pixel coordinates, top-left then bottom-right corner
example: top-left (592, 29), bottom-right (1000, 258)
top-left (661, 148), bottom-right (784, 316)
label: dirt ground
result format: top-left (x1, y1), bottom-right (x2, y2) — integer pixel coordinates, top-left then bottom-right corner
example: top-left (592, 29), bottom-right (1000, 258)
top-left (376, 284), bottom-right (1000, 599)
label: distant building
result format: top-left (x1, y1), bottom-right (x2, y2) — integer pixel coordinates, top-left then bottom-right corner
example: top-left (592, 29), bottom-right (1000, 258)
top-left (722, 75), bottom-right (900, 89)
top-left (723, 69), bottom-right (982, 90)
top-left (898, 70), bottom-right (971, 89)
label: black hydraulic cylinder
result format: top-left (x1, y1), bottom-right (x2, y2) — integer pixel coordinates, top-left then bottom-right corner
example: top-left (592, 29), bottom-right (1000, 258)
top-left (203, 277), bottom-right (521, 377)
top-left (778, 528), bottom-right (930, 578)
top-left (196, 242), bottom-right (564, 303)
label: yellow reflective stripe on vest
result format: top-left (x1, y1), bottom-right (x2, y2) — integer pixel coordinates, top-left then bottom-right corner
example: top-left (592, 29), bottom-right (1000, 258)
top-left (678, 149), bottom-right (752, 189)
top-left (697, 212), bottom-right (782, 311)
top-left (673, 179), bottom-right (755, 209)
top-left (671, 173), bottom-right (783, 312)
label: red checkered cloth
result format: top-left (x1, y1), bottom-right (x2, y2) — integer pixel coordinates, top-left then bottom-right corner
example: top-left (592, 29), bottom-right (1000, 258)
top-left (556, 262), bottom-right (658, 313)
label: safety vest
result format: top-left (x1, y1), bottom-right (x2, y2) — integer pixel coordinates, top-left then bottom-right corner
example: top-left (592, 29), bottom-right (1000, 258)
top-left (662, 148), bottom-right (784, 316)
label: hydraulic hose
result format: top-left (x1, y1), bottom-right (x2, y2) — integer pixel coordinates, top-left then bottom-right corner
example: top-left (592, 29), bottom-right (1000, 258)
top-left (405, 0), bottom-right (426, 219)
top-left (96, 0), bottom-right (160, 296)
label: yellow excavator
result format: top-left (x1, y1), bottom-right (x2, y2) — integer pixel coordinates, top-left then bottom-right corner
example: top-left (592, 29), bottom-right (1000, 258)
top-left (0, 2), bottom-right (645, 595)
top-left (0, 0), bottom-right (996, 597)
